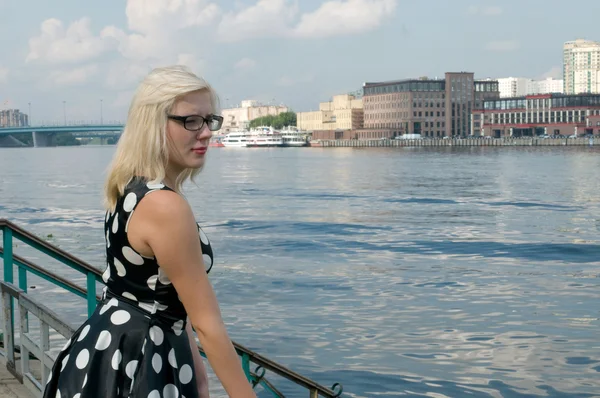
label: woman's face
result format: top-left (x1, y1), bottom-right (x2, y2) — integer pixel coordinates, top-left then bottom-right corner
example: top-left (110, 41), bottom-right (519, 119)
top-left (166, 90), bottom-right (214, 173)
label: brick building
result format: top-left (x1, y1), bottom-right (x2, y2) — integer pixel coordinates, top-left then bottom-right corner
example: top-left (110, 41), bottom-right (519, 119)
top-left (472, 93), bottom-right (600, 137)
top-left (361, 72), bottom-right (499, 138)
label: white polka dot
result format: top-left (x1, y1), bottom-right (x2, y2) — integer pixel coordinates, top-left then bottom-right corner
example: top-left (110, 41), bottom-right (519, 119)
top-left (77, 325), bottom-right (90, 342)
top-left (199, 228), bottom-right (209, 245)
top-left (163, 384), bottom-right (178, 398)
top-left (56, 390), bottom-right (61, 398)
top-left (155, 301), bottom-right (168, 311)
top-left (139, 302), bottom-right (155, 313)
top-left (75, 349), bottom-right (89, 369)
top-left (111, 213), bottom-right (119, 234)
top-left (74, 394), bottom-right (81, 398)
top-left (158, 267), bottom-right (171, 285)
top-left (168, 348), bottom-right (177, 368)
top-left (110, 310), bottom-right (131, 325)
top-left (106, 229), bottom-right (110, 248)
top-left (147, 182), bottom-right (164, 190)
top-left (99, 298), bottom-right (118, 315)
top-left (111, 350), bottom-right (122, 370)
top-left (102, 265), bottom-right (110, 283)
top-left (82, 374), bottom-right (87, 388)
top-left (122, 292), bottom-right (137, 301)
top-left (148, 391), bottom-right (160, 398)
top-left (114, 258), bottom-right (126, 277)
top-left (152, 353), bottom-right (162, 373)
top-left (122, 246), bottom-right (144, 265)
top-left (123, 192), bottom-right (137, 212)
top-left (147, 274), bottom-right (158, 290)
top-left (125, 360), bottom-right (138, 379)
top-left (60, 355), bottom-right (69, 371)
top-left (172, 320), bottom-right (184, 336)
top-left (179, 364), bottom-right (193, 384)
top-left (149, 326), bottom-right (164, 346)
top-left (95, 331), bottom-right (112, 351)
top-left (60, 338), bottom-right (71, 352)
top-left (203, 254), bottom-right (212, 269)
top-left (125, 211), bottom-right (133, 233)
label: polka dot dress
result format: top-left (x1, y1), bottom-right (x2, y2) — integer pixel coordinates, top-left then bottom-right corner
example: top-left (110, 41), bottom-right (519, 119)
top-left (43, 177), bottom-right (214, 398)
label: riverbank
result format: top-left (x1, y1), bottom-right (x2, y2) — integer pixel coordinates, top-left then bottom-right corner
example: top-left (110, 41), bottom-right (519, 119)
top-left (311, 137), bottom-right (596, 147)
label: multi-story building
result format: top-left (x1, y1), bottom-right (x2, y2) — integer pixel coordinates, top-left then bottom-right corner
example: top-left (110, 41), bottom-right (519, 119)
top-left (496, 77), bottom-right (564, 98)
top-left (220, 100), bottom-right (288, 132)
top-left (472, 93), bottom-right (600, 137)
top-left (534, 77), bottom-right (564, 95)
top-left (0, 109), bottom-right (29, 127)
top-left (497, 77), bottom-right (531, 98)
top-left (564, 39), bottom-right (600, 94)
top-left (361, 72), bottom-right (499, 138)
top-left (297, 94), bottom-right (363, 131)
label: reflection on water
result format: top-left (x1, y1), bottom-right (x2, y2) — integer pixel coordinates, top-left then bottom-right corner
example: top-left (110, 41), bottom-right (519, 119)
top-left (1, 146), bottom-right (600, 397)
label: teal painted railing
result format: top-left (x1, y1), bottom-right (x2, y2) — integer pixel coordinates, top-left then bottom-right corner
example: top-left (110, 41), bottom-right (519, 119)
top-left (0, 219), bottom-right (343, 397)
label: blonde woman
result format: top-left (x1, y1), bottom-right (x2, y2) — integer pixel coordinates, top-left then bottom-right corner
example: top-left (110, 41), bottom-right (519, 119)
top-left (43, 65), bottom-right (257, 398)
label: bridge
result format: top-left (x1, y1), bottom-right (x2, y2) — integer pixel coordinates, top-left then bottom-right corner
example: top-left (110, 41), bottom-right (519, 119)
top-left (0, 124), bottom-right (124, 147)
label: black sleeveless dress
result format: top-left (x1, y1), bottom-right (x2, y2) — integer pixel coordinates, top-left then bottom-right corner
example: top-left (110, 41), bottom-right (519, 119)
top-left (43, 177), bottom-right (214, 398)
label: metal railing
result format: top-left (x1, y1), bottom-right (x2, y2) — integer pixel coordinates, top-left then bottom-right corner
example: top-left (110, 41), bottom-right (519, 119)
top-left (0, 219), bottom-right (343, 397)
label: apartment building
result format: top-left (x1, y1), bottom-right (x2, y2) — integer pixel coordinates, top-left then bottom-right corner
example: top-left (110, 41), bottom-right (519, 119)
top-left (297, 94), bottom-right (363, 131)
top-left (362, 72), bottom-right (499, 138)
top-left (564, 39), bottom-right (600, 94)
top-left (472, 93), bottom-right (600, 137)
top-left (221, 100), bottom-right (289, 132)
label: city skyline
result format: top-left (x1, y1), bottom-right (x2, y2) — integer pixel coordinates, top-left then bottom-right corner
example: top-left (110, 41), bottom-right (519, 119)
top-left (0, 0), bottom-right (599, 123)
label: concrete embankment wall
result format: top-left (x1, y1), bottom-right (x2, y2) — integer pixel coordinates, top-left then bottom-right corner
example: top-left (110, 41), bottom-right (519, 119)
top-left (314, 138), bottom-right (597, 148)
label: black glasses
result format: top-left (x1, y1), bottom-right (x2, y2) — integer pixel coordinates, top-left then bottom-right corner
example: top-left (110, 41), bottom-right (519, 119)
top-left (167, 114), bottom-right (223, 132)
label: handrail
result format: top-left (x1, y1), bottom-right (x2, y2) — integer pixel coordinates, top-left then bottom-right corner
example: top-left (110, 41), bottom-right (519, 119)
top-left (0, 218), bottom-right (343, 397)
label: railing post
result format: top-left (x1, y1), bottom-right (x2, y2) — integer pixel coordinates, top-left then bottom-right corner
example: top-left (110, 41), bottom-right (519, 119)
top-left (86, 272), bottom-right (97, 316)
top-left (309, 388), bottom-right (318, 398)
top-left (3, 226), bottom-right (14, 283)
top-left (241, 352), bottom-right (253, 384)
top-left (2, 227), bottom-right (15, 339)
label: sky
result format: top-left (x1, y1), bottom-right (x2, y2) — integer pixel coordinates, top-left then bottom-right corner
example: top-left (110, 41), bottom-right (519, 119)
top-left (0, 0), bottom-right (598, 124)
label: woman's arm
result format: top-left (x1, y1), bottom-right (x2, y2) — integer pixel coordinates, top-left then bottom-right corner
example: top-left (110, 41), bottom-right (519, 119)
top-left (186, 321), bottom-right (210, 398)
top-left (131, 191), bottom-right (256, 398)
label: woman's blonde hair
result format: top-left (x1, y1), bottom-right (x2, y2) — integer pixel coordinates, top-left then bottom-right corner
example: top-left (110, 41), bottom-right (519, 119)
top-left (103, 65), bottom-right (219, 211)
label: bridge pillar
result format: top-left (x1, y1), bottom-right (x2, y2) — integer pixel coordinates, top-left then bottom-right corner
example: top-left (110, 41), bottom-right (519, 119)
top-left (32, 131), bottom-right (53, 147)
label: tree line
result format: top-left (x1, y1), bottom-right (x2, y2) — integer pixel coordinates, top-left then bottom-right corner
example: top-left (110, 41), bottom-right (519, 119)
top-left (248, 112), bottom-right (296, 129)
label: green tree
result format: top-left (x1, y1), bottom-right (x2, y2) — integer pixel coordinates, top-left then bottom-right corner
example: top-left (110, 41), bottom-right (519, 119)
top-left (249, 112), bottom-right (296, 129)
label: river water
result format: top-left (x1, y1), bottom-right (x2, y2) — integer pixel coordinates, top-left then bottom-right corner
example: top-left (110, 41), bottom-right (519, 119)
top-left (1, 145), bottom-right (599, 397)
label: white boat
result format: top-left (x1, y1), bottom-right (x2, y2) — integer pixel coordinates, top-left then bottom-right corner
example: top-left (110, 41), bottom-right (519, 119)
top-left (246, 126), bottom-right (283, 147)
top-left (221, 130), bottom-right (250, 147)
top-left (280, 126), bottom-right (310, 147)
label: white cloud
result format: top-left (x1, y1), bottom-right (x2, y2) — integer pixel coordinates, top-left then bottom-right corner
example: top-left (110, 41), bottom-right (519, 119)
top-left (104, 0), bottom-right (220, 61)
top-left (234, 57), bottom-right (258, 71)
top-left (540, 66), bottom-right (562, 79)
top-left (217, 0), bottom-right (297, 42)
top-left (105, 61), bottom-right (151, 89)
top-left (485, 40), bottom-right (520, 52)
top-left (293, 0), bottom-right (397, 38)
top-left (26, 18), bottom-right (115, 64)
top-left (176, 53), bottom-right (205, 74)
top-left (50, 64), bottom-right (99, 86)
top-left (217, 0), bottom-right (397, 42)
top-left (468, 5), bottom-right (503, 16)
top-left (0, 66), bottom-right (8, 83)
